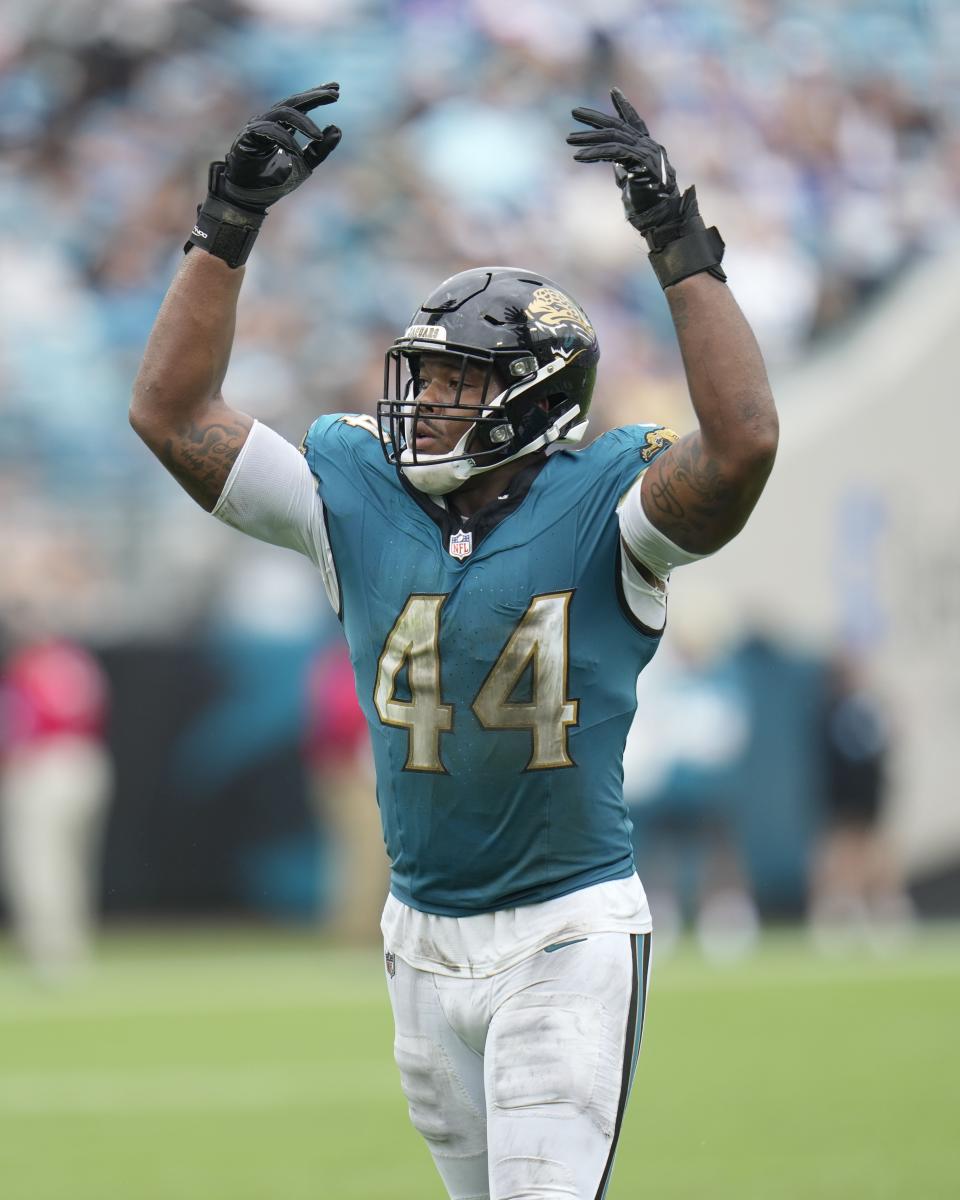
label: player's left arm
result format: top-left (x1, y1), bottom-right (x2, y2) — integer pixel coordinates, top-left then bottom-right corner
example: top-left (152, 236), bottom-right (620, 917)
top-left (568, 90), bottom-right (778, 556)
top-left (642, 274), bottom-right (777, 553)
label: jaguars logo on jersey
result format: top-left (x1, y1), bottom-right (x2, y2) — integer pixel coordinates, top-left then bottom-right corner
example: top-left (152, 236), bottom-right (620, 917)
top-left (640, 426), bottom-right (679, 462)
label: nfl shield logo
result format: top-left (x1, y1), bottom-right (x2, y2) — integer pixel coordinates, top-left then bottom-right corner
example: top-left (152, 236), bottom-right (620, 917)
top-left (449, 530), bottom-right (473, 559)
top-left (385, 951), bottom-right (396, 978)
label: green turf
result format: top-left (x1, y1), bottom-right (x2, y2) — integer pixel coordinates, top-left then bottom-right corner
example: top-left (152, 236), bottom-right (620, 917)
top-left (0, 927), bottom-right (957, 1199)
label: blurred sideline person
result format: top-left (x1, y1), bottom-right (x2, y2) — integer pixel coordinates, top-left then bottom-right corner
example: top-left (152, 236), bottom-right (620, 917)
top-left (305, 643), bottom-right (386, 942)
top-left (131, 84), bottom-right (778, 1199)
top-left (0, 631), bottom-right (112, 981)
top-left (810, 654), bottom-right (912, 952)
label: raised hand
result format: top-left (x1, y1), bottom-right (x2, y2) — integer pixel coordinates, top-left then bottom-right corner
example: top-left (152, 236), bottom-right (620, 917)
top-left (221, 83), bottom-right (343, 213)
top-left (567, 88), bottom-right (682, 235)
top-left (187, 83), bottom-right (342, 268)
top-left (567, 87), bottom-right (725, 287)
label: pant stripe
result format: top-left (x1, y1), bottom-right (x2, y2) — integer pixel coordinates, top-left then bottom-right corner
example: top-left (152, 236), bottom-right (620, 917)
top-left (627, 931), bottom-right (651, 1095)
top-left (594, 932), bottom-right (651, 1200)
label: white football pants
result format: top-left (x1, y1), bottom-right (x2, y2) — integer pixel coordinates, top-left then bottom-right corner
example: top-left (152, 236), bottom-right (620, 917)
top-left (386, 931), bottom-right (651, 1200)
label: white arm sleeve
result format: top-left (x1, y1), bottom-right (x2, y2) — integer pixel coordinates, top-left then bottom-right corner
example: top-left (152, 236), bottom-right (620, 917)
top-left (212, 419), bottom-right (340, 613)
top-left (616, 476), bottom-right (711, 632)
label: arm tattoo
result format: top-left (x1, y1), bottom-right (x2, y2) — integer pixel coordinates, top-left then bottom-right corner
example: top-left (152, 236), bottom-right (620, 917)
top-left (643, 430), bottom-right (768, 554)
top-left (647, 276), bottom-right (778, 552)
top-left (159, 415), bottom-right (249, 511)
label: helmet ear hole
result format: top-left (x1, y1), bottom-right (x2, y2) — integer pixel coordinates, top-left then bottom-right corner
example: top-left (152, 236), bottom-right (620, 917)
top-left (507, 355), bottom-right (537, 380)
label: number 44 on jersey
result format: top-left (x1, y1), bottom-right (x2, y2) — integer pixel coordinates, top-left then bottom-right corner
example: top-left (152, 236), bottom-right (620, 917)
top-left (374, 592), bottom-right (579, 773)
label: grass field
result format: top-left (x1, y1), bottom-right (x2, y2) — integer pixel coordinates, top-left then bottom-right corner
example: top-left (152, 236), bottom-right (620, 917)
top-left (1, 926), bottom-right (958, 1199)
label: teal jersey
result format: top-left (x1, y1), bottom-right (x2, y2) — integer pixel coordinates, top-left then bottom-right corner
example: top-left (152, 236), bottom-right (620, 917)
top-left (303, 415), bottom-right (673, 917)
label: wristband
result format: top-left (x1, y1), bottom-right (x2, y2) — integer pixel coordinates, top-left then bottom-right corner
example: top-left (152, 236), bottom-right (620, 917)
top-left (184, 162), bottom-right (266, 269)
top-left (637, 184), bottom-right (727, 290)
top-left (648, 226), bottom-right (726, 290)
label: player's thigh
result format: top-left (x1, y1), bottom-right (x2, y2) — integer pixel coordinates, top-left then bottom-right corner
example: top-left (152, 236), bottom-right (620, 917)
top-left (386, 954), bottom-right (490, 1199)
top-left (484, 932), bottom-right (651, 1200)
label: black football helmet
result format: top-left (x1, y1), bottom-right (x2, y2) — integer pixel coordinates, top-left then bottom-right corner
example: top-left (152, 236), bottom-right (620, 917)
top-left (378, 267), bottom-right (599, 495)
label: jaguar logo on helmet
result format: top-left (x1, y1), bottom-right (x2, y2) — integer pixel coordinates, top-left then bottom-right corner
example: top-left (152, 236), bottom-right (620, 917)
top-left (525, 287), bottom-right (595, 337)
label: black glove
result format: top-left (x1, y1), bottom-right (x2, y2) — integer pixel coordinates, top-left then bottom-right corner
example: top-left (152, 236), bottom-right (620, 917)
top-left (186, 83), bottom-right (342, 268)
top-left (567, 88), bottom-right (726, 289)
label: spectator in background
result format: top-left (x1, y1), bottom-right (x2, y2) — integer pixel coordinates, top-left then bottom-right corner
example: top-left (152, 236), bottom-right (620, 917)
top-left (623, 635), bottom-right (759, 962)
top-left (305, 643), bottom-right (386, 943)
top-left (809, 653), bottom-right (912, 952)
top-left (0, 627), bottom-right (112, 981)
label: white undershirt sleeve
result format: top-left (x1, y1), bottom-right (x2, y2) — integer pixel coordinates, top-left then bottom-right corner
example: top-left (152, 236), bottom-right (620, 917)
top-left (616, 474), bottom-right (711, 632)
top-left (212, 419), bottom-right (340, 613)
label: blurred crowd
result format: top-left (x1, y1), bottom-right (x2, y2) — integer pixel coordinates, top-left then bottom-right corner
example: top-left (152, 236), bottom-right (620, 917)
top-left (1, 0), bottom-right (959, 637)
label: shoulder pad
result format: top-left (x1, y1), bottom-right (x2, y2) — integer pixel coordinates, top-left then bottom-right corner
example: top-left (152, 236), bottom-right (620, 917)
top-left (577, 424), bottom-right (680, 504)
top-left (300, 412), bottom-right (395, 507)
top-left (301, 412), bottom-right (384, 469)
top-left (610, 423), bottom-right (680, 464)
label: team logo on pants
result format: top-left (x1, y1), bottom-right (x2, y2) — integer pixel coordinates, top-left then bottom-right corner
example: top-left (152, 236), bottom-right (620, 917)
top-left (385, 950), bottom-right (396, 978)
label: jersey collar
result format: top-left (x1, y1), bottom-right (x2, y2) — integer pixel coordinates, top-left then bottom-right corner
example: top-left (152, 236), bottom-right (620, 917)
top-left (401, 456), bottom-right (548, 557)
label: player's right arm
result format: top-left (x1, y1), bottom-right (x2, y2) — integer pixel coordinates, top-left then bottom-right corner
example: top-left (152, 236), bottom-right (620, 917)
top-left (130, 84), bottom-right (342, 511)
top-left (130, 251), bottom-right (252, 511)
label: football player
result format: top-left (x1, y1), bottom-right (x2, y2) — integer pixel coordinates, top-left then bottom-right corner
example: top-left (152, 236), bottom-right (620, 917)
top-left (131, 83), bottom-right (778, 1199)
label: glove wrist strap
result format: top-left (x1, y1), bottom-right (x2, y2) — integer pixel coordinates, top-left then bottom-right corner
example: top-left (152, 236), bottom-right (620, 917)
top-left (632, 184), bottom-right (727, 289)
top-left (185, 192), bottom-right (265, 268)
top-left (184, 162), bottom-right (266, 269)
top-left (646, 225), bottom-right (726, 290)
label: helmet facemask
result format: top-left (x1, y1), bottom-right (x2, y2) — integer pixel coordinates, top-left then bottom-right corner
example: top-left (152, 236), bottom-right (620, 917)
top-left (378, 345), bottom-right (589, 496)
